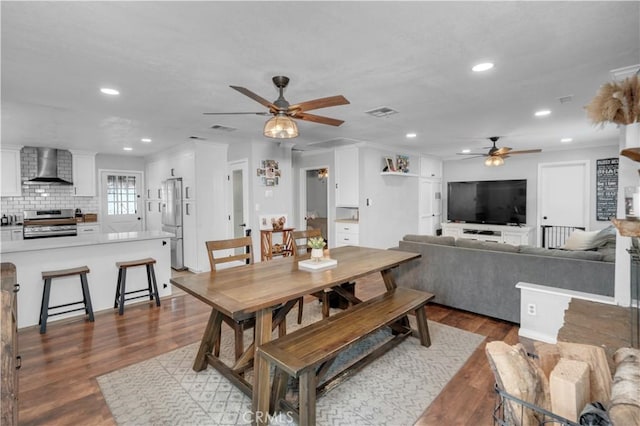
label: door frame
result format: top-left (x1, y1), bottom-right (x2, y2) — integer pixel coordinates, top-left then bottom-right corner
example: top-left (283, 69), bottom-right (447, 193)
top-left (227, 159), bottom-right (250, 240)
top-left (98, 169), bottom-right (145, 232)
top-left (536, 160), bottom-right (590, 247)
top-left (298, 164), bottom-right (331, 234)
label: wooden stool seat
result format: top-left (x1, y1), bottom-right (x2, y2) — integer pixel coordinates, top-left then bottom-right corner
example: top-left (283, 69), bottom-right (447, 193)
top-left (114, 258), bottom-right (160, 315)
top-left (39, 265), bottom-right (94, 334)
top-left (42, 265), bottom-right (90, 280)
top-left (115, 258), bottom-right (157, 269)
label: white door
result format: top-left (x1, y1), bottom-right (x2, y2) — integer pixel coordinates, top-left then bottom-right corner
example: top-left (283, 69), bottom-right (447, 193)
top-left (100, 170), bottom-right (144, 233)
top-left (537, 161), bottom-right (589, 245)
top-left (227, 160), bottom-right (249, 255)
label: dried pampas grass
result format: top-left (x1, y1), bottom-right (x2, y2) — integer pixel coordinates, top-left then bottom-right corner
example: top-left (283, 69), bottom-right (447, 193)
top-left (586, 74), bottom-right (640, 126)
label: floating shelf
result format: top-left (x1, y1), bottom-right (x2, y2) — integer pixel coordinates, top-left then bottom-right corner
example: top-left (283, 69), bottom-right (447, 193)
top-left (380, 171), bottom-right (418, 177)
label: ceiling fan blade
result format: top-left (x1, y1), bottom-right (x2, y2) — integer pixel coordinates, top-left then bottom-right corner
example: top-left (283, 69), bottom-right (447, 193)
top-left (495, 147), bottom-right (512, 155)
top-left (230, 86), bottom-right (277, 110)
top-left (621, 147), bottom-right (640, 162)
top-left (289, 95), bottom-right (350, 112)
top-left (293, 112), bottom-right (345, 126)
top-left (508, 149), bottom-right (542, 154)
top-left (203, 112), bottom-right (271, 116)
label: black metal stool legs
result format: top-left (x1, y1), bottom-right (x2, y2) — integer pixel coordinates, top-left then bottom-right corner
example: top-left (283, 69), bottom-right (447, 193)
top-left (39, 278), bottom-right (52, 334)
top-left (39, 267), bottom-right (93, 334)
top-left (114, 258), bottom-right (161, 315)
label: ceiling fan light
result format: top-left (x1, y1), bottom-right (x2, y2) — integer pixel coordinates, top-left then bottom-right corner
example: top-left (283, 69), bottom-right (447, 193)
top-left (264, 114), bottom-right (298, 139)
top-left (485, 156), bottom-right (504, 167)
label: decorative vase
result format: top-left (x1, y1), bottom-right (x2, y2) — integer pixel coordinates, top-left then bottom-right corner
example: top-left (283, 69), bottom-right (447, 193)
top-left (310, 248), bottom-right (324, 261)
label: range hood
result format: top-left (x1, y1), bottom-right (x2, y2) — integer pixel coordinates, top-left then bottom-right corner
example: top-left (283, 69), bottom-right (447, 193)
top-left (25, 148), bottom-right (73, 185)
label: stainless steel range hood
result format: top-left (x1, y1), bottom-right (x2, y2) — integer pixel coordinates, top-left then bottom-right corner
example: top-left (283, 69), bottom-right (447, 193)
top-left (25, 148), bottom-right (73, 185)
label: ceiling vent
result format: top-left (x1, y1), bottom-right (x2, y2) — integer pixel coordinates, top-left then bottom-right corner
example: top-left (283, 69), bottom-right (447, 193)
top-left (558, 95), bottom-right (573, 104)
top-left (210, 124), bottom-right (237, 132)
top-left (365, 106), bottom-right (399, 118)
top-left (306, 138), bottom-right (361, 150)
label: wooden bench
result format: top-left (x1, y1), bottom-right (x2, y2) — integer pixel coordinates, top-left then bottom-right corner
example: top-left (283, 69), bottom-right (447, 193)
top-left (256, 287), bottom-right (435, 426)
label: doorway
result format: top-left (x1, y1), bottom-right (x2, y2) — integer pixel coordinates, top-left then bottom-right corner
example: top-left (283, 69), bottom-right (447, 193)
top-left (228, 159), bottom-right (249, 253)
top-left (299, 167), bottom-right (330, 243)
top-left (537, 161), bottom-right (590, 246)
top-left (99, 170), bottom-right (144, 233)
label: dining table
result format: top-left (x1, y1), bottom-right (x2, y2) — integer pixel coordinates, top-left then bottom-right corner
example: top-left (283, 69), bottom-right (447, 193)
top-left (170, 245), bottom-right (420, 425)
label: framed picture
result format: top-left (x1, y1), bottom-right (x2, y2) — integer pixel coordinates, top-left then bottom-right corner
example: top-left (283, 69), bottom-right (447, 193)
top-left (257, 159), bottom-right (280, 185)
top-left (396, 155), bottom-right (409, 173)
top-left (384, 157), bottom-right (396, 172)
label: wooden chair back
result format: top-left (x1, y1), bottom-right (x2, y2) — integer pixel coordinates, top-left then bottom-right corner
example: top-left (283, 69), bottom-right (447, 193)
top-left (291, 229), bottom-right (323, 259)
top-left (205, 236), bottom-right (254, 271)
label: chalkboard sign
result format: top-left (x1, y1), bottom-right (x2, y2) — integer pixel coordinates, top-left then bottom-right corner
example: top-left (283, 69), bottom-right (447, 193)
top-left (596, 158), bottom-right (618, 221)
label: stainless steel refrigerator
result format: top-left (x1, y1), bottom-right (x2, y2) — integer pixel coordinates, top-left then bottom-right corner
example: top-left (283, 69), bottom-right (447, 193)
top-left (161, 178), bottom-right (184, 270)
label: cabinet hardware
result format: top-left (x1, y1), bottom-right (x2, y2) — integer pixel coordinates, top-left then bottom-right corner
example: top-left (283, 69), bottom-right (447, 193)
top-left (13, 283), bottom-right (19, 293)
top-left (147, 189), bottom-right (151, 199)
top-left (185, 186), bottom-right (190, 199)
top-left (186, 203), bottom-right (190, 216)
top-left (157, 189), bottom-right (161, 199)
top-left (171, 168), bottom-right (175, 176)
top-left (16, 355), bottom-right (21, 370)
top-left (158, 202), bottom-right (161, 213)
top-left (148, 202), bottom-right (152, 212)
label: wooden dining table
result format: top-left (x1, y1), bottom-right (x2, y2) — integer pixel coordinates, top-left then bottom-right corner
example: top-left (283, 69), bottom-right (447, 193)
top-left (170, 245), bottom-right (420, 425)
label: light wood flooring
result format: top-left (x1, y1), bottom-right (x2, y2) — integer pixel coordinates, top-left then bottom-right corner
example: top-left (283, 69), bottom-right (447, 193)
top-left (16, 272), bottom-right (519, 425)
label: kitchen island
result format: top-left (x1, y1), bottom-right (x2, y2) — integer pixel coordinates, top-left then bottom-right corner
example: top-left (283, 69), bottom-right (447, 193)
top-left (1, 231), bottom-right (173, 328)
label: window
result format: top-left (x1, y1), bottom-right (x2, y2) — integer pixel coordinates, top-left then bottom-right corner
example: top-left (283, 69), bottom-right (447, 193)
top-left (106, 175), bottom-right (138, 215)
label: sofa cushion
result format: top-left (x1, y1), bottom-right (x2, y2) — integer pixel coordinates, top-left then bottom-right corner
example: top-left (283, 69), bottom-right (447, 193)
top-left (562, 229), bottom-right (602, 250)
top-left (402, 235), bottom-right (456, 246)
top-left (455, 238), bottom-right (520, 253)
top-left (597, 240), bottom-right (616, 262)
top-left (520, 246), bottom-right (604, 261)
top-left (594, 225), bottom-right (616, 247)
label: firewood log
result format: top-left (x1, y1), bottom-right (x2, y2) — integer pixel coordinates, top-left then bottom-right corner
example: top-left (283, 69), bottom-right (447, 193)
top-left (609, 347), bottom-right (640, 426)
top-left (556, 342), bottom-right (612, 404)
top-left (485, 341), bottom-right (550, 426)
top-left (549, 359), bottom-right (590, 422)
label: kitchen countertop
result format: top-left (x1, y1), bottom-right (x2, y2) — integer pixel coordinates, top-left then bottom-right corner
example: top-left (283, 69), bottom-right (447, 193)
top-left (0, 225), bottom-right (23, 231)
top-left (0, 230), bottom-right (174, 254)
top-left (335, 219), bottom-right (359, 223)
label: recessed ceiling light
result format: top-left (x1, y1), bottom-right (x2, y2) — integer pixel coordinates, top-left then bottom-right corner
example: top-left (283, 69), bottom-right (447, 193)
top-left (141, 138), bottom-right (152, 143)
top-left (406, 133), bottom-right (417, 138)
top-left (123, 147), bottom-right (132, 151)
top-left (472, 62), bottom-right (494, 72)
top-left (535, 109), bottom-right (551, 117)
top-left (462, 149), bottom-right (471, 153)
top-left (560, 138), bottom-right (573, 143)
top-left (100, 87), bottom-right (120, 95)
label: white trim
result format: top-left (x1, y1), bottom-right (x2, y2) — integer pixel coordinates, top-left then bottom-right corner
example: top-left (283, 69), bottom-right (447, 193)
top-left (227, 159), bottom-right (250, 240)
top-left (515, 282), bottom-right (616, 305)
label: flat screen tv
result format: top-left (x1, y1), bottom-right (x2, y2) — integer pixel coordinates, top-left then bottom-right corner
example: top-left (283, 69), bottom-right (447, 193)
top-left (447, 179), bottom-right (527, 225)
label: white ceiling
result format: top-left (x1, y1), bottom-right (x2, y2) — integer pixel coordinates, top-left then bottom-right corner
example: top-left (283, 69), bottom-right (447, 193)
top-left (2, 1), bottom-right (638, 160)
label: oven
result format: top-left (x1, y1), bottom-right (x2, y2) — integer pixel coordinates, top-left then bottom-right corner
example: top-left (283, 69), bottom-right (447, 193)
top-left (23, 209), bottom-right (77, 239)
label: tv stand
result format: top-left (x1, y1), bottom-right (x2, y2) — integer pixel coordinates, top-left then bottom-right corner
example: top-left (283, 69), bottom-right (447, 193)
top-left (441, 222), bottom-right (533, 245)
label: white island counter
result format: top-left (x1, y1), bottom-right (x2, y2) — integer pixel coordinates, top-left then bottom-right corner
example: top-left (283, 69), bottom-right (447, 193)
top-left (1, 231), bottom-right (173, 328)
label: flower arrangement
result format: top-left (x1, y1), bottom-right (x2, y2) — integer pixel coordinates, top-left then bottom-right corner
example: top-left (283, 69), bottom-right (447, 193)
top-left (586, 74), bottom-right (640, 126)
top-left (307, 237), bottom-right (326, 249)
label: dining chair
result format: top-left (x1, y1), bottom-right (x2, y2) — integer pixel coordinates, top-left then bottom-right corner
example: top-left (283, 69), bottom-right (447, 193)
top-left (291, 229), bottom-right (331, 319)
top-left (205, 236), bottom-right (258, 361)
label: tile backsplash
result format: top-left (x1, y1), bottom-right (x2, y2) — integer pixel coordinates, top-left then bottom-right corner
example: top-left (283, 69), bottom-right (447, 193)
top-left (0, 147), bottom-right (99, 220)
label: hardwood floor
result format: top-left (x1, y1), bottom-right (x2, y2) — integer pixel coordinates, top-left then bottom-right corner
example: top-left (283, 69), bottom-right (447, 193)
top-left (16, 273), bottom-right (518, 425)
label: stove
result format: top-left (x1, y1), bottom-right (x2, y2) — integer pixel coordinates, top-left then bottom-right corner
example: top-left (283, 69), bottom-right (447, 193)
top-left (23, 209), bottom-right (77, 239)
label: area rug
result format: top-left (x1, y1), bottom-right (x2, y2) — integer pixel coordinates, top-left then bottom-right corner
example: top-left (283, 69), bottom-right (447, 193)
top-left (97, 302), bottom-right (485, 426)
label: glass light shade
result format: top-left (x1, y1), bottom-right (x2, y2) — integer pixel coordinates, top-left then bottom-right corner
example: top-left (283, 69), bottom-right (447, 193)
top-left (263, 114), bottom-right (299, 139)
top-left (484, 156), bottom-right (504, 167)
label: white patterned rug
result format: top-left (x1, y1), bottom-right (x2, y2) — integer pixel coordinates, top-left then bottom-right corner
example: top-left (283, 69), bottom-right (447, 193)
top-left (97, 302), bottom-right (484, 426)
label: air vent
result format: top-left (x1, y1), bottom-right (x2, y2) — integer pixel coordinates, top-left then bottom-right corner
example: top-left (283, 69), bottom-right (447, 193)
top-left (210, 124), bottom-right (237, 132)
top-left (307, 138), bottom-right (362, 149)
top-left (558, 95), bottom-right (573, 104)
top-left (189, 136), bottom-right (207, 140)
top-left (365, 106), bottom-right (399, 118)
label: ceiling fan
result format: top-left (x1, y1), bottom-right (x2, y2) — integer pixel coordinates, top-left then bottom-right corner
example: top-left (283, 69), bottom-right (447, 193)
top-left (457, 136), bottom-right (542, 166)
top-left (203, 76), bottom-right (349, 139)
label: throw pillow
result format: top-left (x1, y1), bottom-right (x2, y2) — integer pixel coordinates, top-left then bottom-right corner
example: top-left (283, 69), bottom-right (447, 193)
top-left (593, 225), bottom-right (616, 247)
top-left (562, 229), bottom-right (602, 251)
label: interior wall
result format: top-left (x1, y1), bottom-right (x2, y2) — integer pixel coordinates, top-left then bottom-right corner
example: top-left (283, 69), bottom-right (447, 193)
top-left (443, 144), bottom-right (618, 239)
top-left (359, 146), bottom-right (419, 249)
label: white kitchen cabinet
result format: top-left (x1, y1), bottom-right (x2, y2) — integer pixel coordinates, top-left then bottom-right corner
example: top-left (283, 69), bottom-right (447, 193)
top-left (145, 159), bottom-right (166, 201)
top-left (77, 223), bottom-right (101, 234)
top-left (182, 200), bottom-right (197, 268)
top-left (145, 200), bottom-right (163, 232)
top-left (335, 221), bottom-right (359, 247)
top-left (420, 155), bottom-right (442, 179)
top-left (10, 229), bottom-right (23, 240)
top-left (0, 230), bottom-right (12, 241)
top-left (0, 227), bottom-right (24, 241)
top-left (173, 151), bottom-right (196, 200)
top-left (335, 146), bottom-right (359, 207)
top-left (1, 146), bottom-right (22, 197)
top-left (70, 151), bottom-right (96, 196)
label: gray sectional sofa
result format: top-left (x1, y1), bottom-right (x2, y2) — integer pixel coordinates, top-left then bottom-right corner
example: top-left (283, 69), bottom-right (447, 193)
top-left (393, 233), bottom-right (615, 323)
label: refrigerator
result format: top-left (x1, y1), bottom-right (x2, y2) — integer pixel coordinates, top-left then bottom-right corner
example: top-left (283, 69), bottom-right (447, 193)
top-left (161, 178), bottom-right (185, 270)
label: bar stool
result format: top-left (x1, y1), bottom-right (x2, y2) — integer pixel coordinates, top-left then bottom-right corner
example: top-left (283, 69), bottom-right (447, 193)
top-left (39, 266), bottom-right (94, 334)
top-left (114, 258), bottom-right (161, 315)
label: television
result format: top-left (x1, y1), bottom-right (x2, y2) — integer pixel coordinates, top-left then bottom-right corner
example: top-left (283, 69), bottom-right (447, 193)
top-left (447, 179), bottom-right (527, 225)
